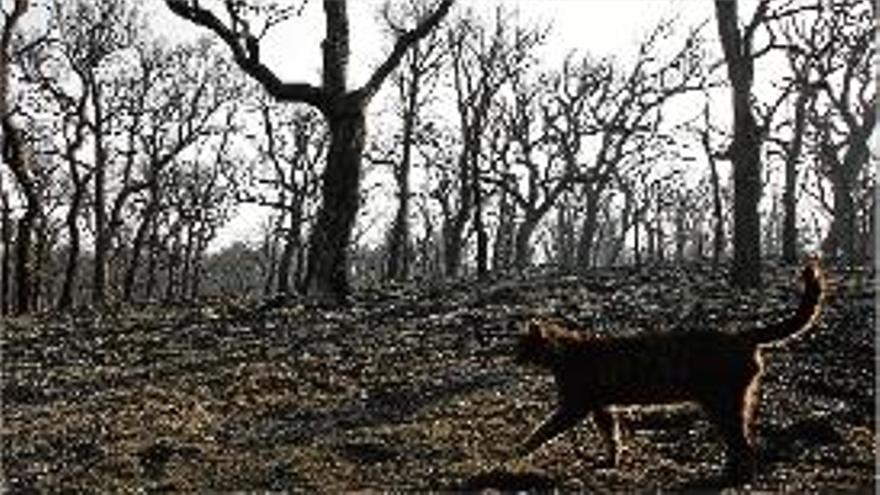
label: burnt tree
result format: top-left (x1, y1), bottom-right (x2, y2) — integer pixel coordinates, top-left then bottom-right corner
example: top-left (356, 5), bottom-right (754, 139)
top-left (166, 0), bottom-right (454, 303)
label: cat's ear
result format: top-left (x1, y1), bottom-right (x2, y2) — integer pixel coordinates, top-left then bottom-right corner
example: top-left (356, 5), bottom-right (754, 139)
top-left (525, 319), bottom-right (543, 337)
top-left (529, 320), bottom-right (547, 339)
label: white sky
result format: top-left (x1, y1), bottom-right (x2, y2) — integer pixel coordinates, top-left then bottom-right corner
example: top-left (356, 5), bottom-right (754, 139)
top-left (152, 0), bottom-right (719, 84)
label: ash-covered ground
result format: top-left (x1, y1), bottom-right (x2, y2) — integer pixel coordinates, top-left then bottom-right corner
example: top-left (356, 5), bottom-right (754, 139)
top-left (1, 262), bottom-right (875, 491)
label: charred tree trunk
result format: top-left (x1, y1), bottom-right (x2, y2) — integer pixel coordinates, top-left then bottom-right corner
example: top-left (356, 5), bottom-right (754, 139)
top-left (715, 0), bottom-right (763, 288)
top-left (304, 107), bottom-right (366, 300)
top-left (492, 188), bottom-right (515, 271)
top-left (2, 117), bottom-right (39, 315)
top-left (92, 88), bottom-right (110, 306)
top-left (576, 186), bottom-right (600, 270)
top-left (1, 190), bottom-right (10, 315)
top-left (277, 204), bottom-right (302, 295)
top-left (706, 145), bottom-right (725, 268)
top-left (123, 192), bottom-right (159, 302)
top-left (473, 165), bottom-right (488, 280)
top-left (385, 60), bottom-right (419, 283)
top-left (58, 173), bottom-right (88, 310)
top-left (781, 87), bottom-right (810, 264)
top-left (513, 216), bottom-right (540, 272)
top-left (1, 0), bottom-right (35, 315)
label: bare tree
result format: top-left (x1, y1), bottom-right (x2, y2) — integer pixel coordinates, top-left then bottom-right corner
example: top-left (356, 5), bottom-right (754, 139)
top-left (803, 1), bottom-right (875, 265)
top-left (487, 56), bottom-right (593, 272)
top-left (240, 96), bottom-right (325, 295)
top-left (379, 0), bottom-right (448, 283)
top-left (119, 39), bottom-right (242, 302)
top-left (439, 6), bottom-right (544, 278)
top-left (563, 19), bottom-right (707, 270)
top-left (0, 0), bottom-right (41, 315)
top-left (165, 0), bottom-right (454, 303)
top-left (713, 0), bottom-right (824, 285)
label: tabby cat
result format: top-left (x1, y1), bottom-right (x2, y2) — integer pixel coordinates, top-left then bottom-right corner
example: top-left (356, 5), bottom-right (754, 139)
top-left (513, 259), bottom-right (824, 481)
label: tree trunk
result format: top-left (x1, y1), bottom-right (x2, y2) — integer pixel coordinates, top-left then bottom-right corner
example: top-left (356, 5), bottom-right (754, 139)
top-left (823, 173), bottom-right (856, 264)
top-left (576, 187), bottom-right (600, 270)
top-left (781, 88), bottom-right (810, 264)
top-left (92, 89), bottom-right (109, 306)
top-left (58, 182), bottom-right (86, 310)
top-left (715, 0), bottom-right (762, 288)
top-left (146, 223), bottom-right (159, 300)
top-left (1, 191), bottom-right (10, 315)
top-left (123, 195), bottom-right (159, 302)
top-left (473, 171), bottom-right (488, 280)
top-left (304, 108), bottom-right (366, 302)
top-left (2, 117), bottom-right (39, 315)
top-left (706, 143), bottom-right (725, 268)
top-left (555, 196), bottom-right (575, 270)
top-left (633, 215), bottom-right (642, 267)
top-left (385, 61), bottom-right (419, 283)
top-left (493, 190), bottom-right (515, 271)
top-left (277, 206), bottom-right (301, 295)
top-left (513, 216), bottom-right (539, 272)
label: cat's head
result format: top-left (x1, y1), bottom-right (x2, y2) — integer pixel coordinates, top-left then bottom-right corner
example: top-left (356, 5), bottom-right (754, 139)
top-left (514, 318), bottom-right (557, 367)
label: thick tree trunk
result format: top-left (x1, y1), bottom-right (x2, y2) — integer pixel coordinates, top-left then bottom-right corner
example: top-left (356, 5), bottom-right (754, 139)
top-left (781, 89), bottom-right (809, 264)
top-left (823, 174), bottom-right (856, 264)
top-left (277, 206), bottom-right (301, 295)
top-left (576, 188), bottom-right (600, 270)
top-left (123, 195), bottom-right (159, 302)
top-left (492, 189), bottom-right (515, 272)
top-left (304, 108), bottom-right (366, 302)
top-left (715, 0), bottom-right (762, 288)
top-left (58, 185), bottom-right (85, 310)
top-left (513, 217), bottom-right (539, 272)
top-left (555, 197), bottom-right (575, 270)
top-left (2, 117), bottom-right (39, 315)
top-left (1, 192), bottom-right (10, 315)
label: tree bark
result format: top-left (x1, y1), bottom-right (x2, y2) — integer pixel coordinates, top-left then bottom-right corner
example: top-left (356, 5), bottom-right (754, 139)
top-left (715, 0), bottom-right (763, 288)
top-left (58, 179), bottom-right (87, 310)
top-left (1, 0), bottom-right (36, 315)
top-left (1, 189), bottom-right (10, 315)
top-left (91, 83), bottom-right (109, 306)
top-left (781, 86), bottom-right (810, 264)
top-left (304, 107), bottom-right (366, 299)
top-left (576, 186), bottom-right (600, 270)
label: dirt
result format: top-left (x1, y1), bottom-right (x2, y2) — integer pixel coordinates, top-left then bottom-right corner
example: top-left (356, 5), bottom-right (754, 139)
top-left (1, 262), bottom-right (875, 492)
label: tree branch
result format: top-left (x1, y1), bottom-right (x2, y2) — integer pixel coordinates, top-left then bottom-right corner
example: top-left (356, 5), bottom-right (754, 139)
top-left (164, 0), bottom-right (324, 108)
top-left (360, 0), bottom-right (454, 101)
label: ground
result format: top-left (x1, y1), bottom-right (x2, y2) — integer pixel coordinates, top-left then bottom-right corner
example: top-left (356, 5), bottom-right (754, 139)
top-left (1, 261), bottom-right (875, 492)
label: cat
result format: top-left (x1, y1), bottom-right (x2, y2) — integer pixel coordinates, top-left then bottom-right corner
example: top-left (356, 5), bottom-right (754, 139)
top-left (512, 259), bottom-right (824, 482)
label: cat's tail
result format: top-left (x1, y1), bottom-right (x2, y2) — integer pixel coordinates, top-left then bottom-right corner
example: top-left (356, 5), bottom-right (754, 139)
top-left (742, 258), bottom-right (825, 346)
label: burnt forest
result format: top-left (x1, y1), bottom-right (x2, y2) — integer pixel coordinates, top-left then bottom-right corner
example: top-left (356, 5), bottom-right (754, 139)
top-left (1, 0), bottom-right (876, 492)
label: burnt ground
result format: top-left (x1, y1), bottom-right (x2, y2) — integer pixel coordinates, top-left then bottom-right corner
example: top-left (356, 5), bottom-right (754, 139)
top-left (1, 262), bottom-right (875, 492)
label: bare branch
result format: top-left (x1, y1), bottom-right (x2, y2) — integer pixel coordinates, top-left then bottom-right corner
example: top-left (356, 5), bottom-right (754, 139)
top-left (361, 0), bottom-right (454, 101)
top-left (165, 0), bottom-right (323, 107)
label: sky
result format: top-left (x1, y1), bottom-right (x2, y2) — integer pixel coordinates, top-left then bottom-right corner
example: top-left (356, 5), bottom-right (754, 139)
top-left (151, 0), bottom-right (719, 84)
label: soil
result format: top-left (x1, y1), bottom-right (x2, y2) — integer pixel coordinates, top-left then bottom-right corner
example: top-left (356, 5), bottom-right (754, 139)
top-left (1, 261), bottom-right (875, 492)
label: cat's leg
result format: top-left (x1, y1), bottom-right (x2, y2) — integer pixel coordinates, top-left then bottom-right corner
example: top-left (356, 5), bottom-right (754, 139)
top-left (704, 381), bottom-right (759, 484)
top-left (593, 406), bottom-right (620, 468)
top-left (516, 406), bottom-right (586, 457)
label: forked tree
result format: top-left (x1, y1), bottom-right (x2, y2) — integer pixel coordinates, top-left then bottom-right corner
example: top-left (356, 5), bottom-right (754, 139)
top-left (1, 0), bottom-right (40, 315)
top-left (165, 0), bottom-right (454, 303)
